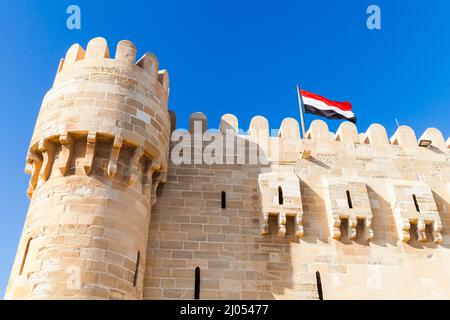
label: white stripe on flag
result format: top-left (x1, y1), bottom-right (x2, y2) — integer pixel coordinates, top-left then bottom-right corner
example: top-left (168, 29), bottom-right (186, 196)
top-left (302, 96), bottom-right (355, 119)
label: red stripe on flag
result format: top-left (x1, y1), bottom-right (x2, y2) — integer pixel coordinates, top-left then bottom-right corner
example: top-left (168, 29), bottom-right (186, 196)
top-left (301, 90), bottom-right (353, 112)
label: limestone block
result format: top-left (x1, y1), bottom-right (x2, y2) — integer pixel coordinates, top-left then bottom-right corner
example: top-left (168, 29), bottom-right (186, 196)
top-left (335, 122), bottom-right (359, 144)
top-left (390, 126), bottom-right (418, 151)
top-left (83, 131), bottom-right (97, 175)
top-left (362, 124), bottom-right (389, 145)
top-left (56, 132), bottom-right (74, 176)
top-left (273, 118), bottom-right (301, 163)
top-left (38, 139), bottom-right (56, 182)
top-left (220, 114), bottom-right (238, 134)
top-left (85, 37), bottom-right (110, 59)
top-left (324, 178), bottom-right (373, 241)
top-left (305, 120), bottom-right (329, 141)
top-left (279, 118), bottom-right (301, 140)
top-left (249, 116), bottom-right (270, 159)
top-left (189, 112), bottom-right (207, 134)
top-left (137, 53), bottom-right (159, 78)
top-left (158, 70), bottom-right (169, 92)
top-left (128, 146), bottom-right (144, 186)
top-left (115, 40), bottom-right (137, 65)
top-left (64, 44), bottom-right (85, 68)
top-left (387, 180), bottom-right (442, 243)
top-left (107, 136), bottom-right (123, 178)
top-left (25, 151), bottom-right (42, 198)
top-left (258, 171), bottom-right (303, 237)
top-left (419, 128), bottom-right (447, 152)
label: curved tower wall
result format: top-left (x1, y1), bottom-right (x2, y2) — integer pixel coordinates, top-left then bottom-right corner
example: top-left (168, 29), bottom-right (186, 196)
top-left (5, 37), bottom-right (171, 299)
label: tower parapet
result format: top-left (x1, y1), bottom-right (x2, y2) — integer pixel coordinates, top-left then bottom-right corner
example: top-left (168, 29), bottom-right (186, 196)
top-left (5, 38), bottom-right (171, 299)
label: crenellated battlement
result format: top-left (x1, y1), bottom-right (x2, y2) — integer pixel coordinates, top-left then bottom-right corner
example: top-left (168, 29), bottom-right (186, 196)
top-left (31, 38), bottom-right (172, 152)
top-left (56, 38), bottom-right (169, 93)
top-left (180, 112), bottom-right (449, 163)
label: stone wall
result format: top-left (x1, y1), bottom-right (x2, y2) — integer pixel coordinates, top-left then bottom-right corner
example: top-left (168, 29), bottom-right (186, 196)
top-left (144, 115), bottom-right (450, 300)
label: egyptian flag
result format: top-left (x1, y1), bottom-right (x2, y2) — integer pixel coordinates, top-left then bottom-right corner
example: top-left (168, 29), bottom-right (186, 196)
top-left (301, 89), bottom-right (357, 124)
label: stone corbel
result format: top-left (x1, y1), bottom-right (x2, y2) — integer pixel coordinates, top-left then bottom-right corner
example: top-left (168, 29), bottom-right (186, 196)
top-left (140, 161), bottom-right (165, 205)
top-left (349, 216), bottom-right (358, 240)
top-left (107, 136), bottom-right (123, 178)
top-left (277, 213), bottom-right (287, 237)
top-left (261, 212), bottom-right (270, 235)
top-left (128, 146), bottom-right (144, 185)
top-left (25, 150), bottom-right (42, 198)
top-left (38, 139), bottom-right (56, 182)
top-left (149, 160), bottom-right (166, 205)
top-left (366, 217), bottom-right (374, 241)
top-left (331, 216), bottom-right (341, 239)
top-left (294, 214), bottom-right (304, 238)
top-left (416, 217), bottom-right (427, 242)
top-left (143, 166), bottom-right (154, 199)
top-left (432, 219), bottom-right (443, 243)
top-left (399, 217), bottom-right (411, 243)
top-left (57, 132), bottom-right (74, 176)
top-left (150, 171), bottom-right (163, 206)
top-left (83, 131), bottom-right (97, 175)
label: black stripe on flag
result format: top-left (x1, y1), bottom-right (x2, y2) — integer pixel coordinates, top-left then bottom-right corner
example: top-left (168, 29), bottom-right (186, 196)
top-left (304, 104), bottom-right (357, 124)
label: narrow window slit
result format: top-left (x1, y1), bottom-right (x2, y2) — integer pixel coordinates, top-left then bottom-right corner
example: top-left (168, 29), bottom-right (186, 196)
top-left (278, 186), bottom-right (283, 205)
top-left (413, 194), bottom-right (420, 212)
top-left (133, 251), bottom-right (140, 287)
top-left (221, 191), bottom-right (226, 209)
top-left (19, 238), bottom-right (32, 276)
top-left (316, 271), bottom-right (323, 300)
top-left (194, 266), bottom-right (201, 299)
top-left (346, 190), bottom-right (353, 209)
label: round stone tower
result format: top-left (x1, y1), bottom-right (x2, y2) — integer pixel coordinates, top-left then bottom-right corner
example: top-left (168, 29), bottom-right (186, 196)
top-left (5, 37), bottom-right (171, 299)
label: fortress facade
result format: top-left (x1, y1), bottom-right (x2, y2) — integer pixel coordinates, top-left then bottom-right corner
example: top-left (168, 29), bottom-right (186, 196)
top-left (4, 38), bottom-right (450, 300)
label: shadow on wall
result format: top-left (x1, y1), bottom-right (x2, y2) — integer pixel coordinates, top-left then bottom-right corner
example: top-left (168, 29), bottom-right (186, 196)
top-left (299, 180), bottom-right (329, 244)
top-left (432, 190), bottom-right (450, 249)
top-left (366, 186), bottom-right (398, 248)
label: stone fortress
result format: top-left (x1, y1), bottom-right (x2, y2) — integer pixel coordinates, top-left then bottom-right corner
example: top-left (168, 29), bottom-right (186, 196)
top-left (4, 38), bottom-right (450, 300)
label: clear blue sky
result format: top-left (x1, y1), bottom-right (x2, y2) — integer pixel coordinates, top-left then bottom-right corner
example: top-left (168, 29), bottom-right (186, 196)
top-left (0, 0), bottom-right (449, 297)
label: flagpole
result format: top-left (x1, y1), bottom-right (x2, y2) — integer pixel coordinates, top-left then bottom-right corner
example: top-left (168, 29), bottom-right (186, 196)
top-left (296, 84), bottom-right (306, 138)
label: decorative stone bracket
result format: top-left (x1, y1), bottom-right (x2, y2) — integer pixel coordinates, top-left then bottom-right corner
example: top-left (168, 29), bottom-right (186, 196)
top-left (258, 171), bottom-right (304, 238)
top-left (107, 136), bottom-right (123, 178)
top-left (387, 180), bottom-right (442, 243)
top-left (83, 131), bottom-right (97, 175)
top-left (324, 178), bottom-right (374, 241)
top-left (24, 131), bottom-right (166, 205)
top-left (25, 151), bottom-right (42, 198)
top-left (56, 132), bottom-right (74, 176)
